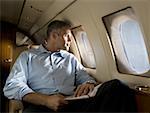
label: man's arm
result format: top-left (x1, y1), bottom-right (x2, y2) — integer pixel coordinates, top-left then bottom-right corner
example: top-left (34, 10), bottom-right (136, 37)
top-left (74, 56), bottom-right (96, 85)
top-left (3, 52), bottom-right (34, 100)
top-left (73, 56), bottom-right (97, 97)
top-left (23, 93), bottom-right (68, 111)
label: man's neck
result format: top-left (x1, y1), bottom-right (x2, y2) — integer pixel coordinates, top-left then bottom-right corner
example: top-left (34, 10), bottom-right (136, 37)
top-left (42, 44), bottom-right (60, 52)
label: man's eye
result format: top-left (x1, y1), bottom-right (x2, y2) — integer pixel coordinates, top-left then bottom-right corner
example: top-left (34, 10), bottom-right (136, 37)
top-left (64, 34), bottom-right (69, 37)
top-left (63, 33), bottom-right (66, 36)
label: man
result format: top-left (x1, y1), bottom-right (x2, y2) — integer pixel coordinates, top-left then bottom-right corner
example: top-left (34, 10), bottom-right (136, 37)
top-left (3, 20), bottom-right (97, 112)
top-left (3, 20), bottom-right (136, 112)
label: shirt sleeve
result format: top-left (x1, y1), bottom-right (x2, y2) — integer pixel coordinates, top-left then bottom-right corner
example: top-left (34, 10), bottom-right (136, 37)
top-left (73, 55), bottom-right (96, 86)
top-left (3, 51), bottom-right (34, 100)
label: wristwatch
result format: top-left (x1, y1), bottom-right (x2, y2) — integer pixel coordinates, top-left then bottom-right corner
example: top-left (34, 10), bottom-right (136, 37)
top-left (85, 80), bottom-right (97, 86)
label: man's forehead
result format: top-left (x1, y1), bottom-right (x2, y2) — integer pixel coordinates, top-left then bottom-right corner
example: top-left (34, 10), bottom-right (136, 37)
top-left (60, 27), bottom-right (71, 33)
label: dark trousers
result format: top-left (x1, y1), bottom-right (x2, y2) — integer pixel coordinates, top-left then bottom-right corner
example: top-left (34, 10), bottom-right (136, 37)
top-left (23, 79), bottom-right (137, 113)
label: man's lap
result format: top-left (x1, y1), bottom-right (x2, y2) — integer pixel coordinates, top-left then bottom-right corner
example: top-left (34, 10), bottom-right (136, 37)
top-left (23, 79), bottom-right (137, 112)
top-left (23, 98), bottom-right (95, 113)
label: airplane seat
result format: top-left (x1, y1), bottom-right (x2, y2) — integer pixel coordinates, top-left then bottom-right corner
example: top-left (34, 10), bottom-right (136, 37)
top-left (10, 46), bottom-right (28, 70)
top-left (9, 100), bottom-right (23, 113)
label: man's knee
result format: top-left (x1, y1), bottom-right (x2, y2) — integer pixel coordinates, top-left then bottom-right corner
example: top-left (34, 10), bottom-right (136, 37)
top-left (103, 79), bottom-right (124, 89)
top-left (96, 79), bottom-right (128, 97)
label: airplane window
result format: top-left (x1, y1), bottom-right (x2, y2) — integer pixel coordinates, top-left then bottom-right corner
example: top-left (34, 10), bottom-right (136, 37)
top-left (72, 26), bottom-right (96, 69)
top-left (120, 20), bottom-right (149, 74)
top-left (102, 7), bottom-right (150, 75)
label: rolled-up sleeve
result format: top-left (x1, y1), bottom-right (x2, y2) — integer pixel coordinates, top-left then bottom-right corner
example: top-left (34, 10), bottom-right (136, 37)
top-left (3, 51), bottom-right (34, 100)
top-left (74, 56), bottom-right (96, 85)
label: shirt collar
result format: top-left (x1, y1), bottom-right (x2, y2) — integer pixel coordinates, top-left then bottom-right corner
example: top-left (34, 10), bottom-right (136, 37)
top-left (39, 44), bottom-right (50, 53)
top-left (38, 44), bottom-right (63, 58)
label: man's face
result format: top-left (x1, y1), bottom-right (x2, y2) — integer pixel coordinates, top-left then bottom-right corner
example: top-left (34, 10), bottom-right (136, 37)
top-left (56, 28), bottom-right (72, 51)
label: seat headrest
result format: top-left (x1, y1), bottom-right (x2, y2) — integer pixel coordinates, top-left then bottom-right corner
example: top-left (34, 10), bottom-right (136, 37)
top-left (28, 45), bottom-right (40, 49)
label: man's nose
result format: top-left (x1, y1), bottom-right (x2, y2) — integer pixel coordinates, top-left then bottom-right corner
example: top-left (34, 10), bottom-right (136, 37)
top-left (67, 36), bottom-right (71, 42)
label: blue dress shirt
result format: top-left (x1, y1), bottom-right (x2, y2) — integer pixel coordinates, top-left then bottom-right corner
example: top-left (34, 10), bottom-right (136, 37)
top-left (3, 45), bottom-right (96, 100)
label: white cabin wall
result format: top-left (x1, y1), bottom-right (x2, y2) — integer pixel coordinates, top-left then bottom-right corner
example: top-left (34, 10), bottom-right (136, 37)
top-left (81, 0), bottom-right (150, 85)
top-left (36, 0), bottom-right (150, 85)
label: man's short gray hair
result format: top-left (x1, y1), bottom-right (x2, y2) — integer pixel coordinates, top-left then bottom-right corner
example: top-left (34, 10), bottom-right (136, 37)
top-left (47, 20), bottom-right (71, 37)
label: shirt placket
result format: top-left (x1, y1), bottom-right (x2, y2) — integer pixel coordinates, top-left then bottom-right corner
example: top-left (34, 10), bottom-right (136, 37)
top-left (50, 53), bottom-right (59, 93)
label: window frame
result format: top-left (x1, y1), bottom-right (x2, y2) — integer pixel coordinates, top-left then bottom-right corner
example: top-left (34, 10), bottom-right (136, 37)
top-left (71, 25), bottom-right (96, 69)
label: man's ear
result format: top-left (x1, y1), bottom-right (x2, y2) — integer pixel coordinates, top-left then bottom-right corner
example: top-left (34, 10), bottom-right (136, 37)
top-left (52, 32), bottom-right (59, 39)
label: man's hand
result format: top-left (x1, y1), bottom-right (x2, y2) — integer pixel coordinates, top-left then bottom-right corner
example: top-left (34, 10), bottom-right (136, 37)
top-left (23, 93), bottom-right (68, 112)
top-left (74, 83), bottom-right (95, 97)
top-left (45, 94), bottom-right (68, 111)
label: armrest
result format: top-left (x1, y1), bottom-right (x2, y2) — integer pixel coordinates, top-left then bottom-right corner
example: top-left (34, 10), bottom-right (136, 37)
top-left (9, 100), bottom-right (24, 113)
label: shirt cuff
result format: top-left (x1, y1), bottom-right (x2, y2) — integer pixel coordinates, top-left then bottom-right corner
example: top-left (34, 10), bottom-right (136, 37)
top-left (83, 80), bottom-right (97, 85)
top-left (19, 88), bottom-right (34, 100)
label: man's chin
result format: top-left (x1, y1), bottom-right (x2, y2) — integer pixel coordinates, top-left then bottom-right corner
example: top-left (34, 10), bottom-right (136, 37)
top-left (65, 45), bottom-right (70, 51)
top-left (58, 47), bottom-right (69, 51)
top-left (66, 47), bottom-right (70, 51)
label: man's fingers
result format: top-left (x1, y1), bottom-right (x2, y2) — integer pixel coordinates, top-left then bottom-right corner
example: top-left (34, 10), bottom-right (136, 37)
top-left (57, 95), bottom-right (68, 105)
top-left (76, 87), bottom-right (84, 97)
top-left (74, 85), bottom-right (81, 97)
top-left (74, 85), bottom-right (86, 97)
top-left (56, 96), bottom-right (68, 111)
top-left (74, 84), bottom-right (95, 97)
top-left (76, 85), bottom-right (88, 97)
top-left (89, 85), bottom-right (94, 93)
top-left (81, 86), bottom-right (89, 96)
